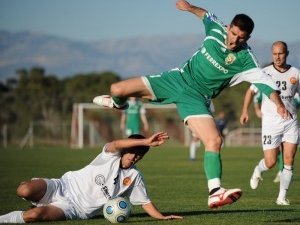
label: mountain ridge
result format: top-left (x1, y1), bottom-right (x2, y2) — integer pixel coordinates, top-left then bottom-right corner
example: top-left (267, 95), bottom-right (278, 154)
top-left (1, 30), bottom-right (300, 81)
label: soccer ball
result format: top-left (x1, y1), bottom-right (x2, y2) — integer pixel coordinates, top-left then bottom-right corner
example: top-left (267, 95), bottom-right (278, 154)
top-left (103, 197), bottom-right (131, 223)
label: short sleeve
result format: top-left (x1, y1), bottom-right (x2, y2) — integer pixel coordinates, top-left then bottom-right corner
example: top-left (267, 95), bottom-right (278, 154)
top-left (127, 175), bottom-right (150, 205)
top-left (203, 12), bottom-right (225, 36)
top-left (89, 144), bottom-right (120, 166)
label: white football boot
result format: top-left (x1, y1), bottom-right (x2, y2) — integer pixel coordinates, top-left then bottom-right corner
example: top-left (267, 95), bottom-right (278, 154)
top-left (276, 198), bottom-right (290, 206)
top-left (250, 169), bottom-right (263, 189)
top-left (93, 95), bottom-right (128, 109)
top-left (208, 188), bottom-right (242, 209)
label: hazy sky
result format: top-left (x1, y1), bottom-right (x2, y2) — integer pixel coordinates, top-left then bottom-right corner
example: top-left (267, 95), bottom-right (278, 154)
top-left (1, 0), bottom-right (300, 43)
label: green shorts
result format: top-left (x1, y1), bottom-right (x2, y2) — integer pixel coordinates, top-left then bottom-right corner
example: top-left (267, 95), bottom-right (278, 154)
top-left (142, 69), bottom-right (213, 121)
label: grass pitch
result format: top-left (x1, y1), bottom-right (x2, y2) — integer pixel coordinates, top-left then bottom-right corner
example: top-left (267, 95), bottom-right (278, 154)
top-left (0, 144), bottom-right (299, 225)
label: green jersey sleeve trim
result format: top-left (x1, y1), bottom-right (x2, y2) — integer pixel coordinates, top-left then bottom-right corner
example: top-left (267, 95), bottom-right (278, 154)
top-left (203, 12), bottom-right (227, 35)
top-left (253, 83), bottom-right (275, 98)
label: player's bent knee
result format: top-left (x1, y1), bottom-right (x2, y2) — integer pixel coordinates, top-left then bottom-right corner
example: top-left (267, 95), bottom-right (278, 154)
top-left (205, 136), bottom-right (222, 150)
top-left (265, 159), bottom-right (276, 169)
top-left (16, 182), bottom-right (32, 198)
top-left (111, 83), bottom-right (124, 96)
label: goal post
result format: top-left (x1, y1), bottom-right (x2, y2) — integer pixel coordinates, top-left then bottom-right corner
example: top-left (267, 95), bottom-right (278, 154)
top-left (70, 103), bottom-right (191, 149)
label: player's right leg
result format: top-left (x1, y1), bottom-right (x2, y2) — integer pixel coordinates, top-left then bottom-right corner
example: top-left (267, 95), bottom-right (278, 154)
top-left (250, 149), bottom-right (278, 189)
top-left (276, 141), bottom-right (297, 205)
top-left (273, 149), bottom-right (283, 183)
top-left (23, 205), bottom-right (66, 222)
top-left (0, 179), bottom-right (66, 223)
top-left (187, 116), bottom-right (242, 209)
top-left (17, 179), bottom-right (47, 202)
top-left (93, 77), bottom-right (153, 109)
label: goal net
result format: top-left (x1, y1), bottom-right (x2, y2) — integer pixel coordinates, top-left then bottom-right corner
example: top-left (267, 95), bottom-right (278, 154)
top-left (70, 103), bottom-right (191, 149)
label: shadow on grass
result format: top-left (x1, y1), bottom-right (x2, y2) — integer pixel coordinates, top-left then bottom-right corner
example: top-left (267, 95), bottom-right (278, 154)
top-left (269, 217), bottom-right (300, 223)
top-left (130, 208), bottom-right (295, 218)
top-left (93, 209), bottom-right (298, 223)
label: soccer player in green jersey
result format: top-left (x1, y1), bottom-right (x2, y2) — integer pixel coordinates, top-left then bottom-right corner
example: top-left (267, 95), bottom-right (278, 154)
top-left (120, 97), bottom-right (149, 137)
top-left (93, 0), bottom-right (290, 209)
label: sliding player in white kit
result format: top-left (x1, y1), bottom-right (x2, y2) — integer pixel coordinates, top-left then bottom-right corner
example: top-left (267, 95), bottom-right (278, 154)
top-left (240, 41), bottom-right (300, 205)
top-left (0, 132), bottom-right (182, 223)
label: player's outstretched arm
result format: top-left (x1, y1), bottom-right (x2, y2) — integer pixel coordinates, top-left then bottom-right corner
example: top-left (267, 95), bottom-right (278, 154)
top-left (240, 88), bottom-right (255, 125)
top-left (254, 103), bottom-right (262, 118)
top-left (142, 202), bottom-right (183, 220)
top-left (269, 91), bottom-right (292, 119)
top-left (176, 0), bottom-right (207, 19)
top-left (106, 132), bottom-right (169, 153)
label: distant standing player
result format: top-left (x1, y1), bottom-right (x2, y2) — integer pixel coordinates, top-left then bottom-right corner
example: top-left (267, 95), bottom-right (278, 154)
top-left (240, 41), bottom-right (300, 205)
top-left (93, 0), bottom-right (290, 209)
top-left (120, 97), bottom-right (149, 136)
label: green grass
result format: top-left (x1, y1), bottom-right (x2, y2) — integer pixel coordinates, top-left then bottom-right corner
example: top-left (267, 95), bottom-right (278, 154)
top-left (0, 145), bottom-right (300, 225)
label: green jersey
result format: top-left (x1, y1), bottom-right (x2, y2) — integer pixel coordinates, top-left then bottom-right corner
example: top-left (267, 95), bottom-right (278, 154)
top-left (180, 12), bottom-right (277, 99)
top-left (124, 100), bottom-right (145, 135)
top-left (144, 11), bottom-right (280, 120)
top-left (254, 90), bottom-right (300, 108)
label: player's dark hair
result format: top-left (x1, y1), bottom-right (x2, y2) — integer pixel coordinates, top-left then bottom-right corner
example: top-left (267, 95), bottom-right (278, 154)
top-left (121, 134), bottom-right (149, 157)
top-left (231, 14), bottom-right (254, 35)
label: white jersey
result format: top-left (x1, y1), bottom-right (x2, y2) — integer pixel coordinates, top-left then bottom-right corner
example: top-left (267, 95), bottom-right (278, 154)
top-left (61, 145), bottom-right (150, 218)
top-left (251, 64), bottom-right (300, 117)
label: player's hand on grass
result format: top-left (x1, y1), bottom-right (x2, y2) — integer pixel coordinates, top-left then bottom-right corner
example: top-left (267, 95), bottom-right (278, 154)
top-left (147, 132), bottom-right (169, 147)
top-left (164, 215), bottom-right (183, 220)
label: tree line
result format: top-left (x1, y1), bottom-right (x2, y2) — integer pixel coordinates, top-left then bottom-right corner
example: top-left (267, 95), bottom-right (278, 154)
top-left (0, 67), bottom-right (121, 136)
top-left (0, 67), bottom-right (260, 139)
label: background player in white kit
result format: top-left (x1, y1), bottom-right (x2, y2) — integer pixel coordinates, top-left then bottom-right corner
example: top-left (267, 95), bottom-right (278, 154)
top-left (251, 89), bottom-right (284, 183)
top-left (0, 132), bottom-right (183, 223)
top-left (240, 41), bottom-right (300, 205)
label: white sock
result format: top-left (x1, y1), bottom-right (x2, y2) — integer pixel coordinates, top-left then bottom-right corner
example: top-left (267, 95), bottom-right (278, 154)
top-left (256, 159), bottom-right (269, 174)
top-left (208, 178), bottom-right (221, 192)
top-left (278, 165), bottom-right (293, 200)
top-left (189, 141), bottom-right (197, 159)
top-left (0, 211), bottom-right (25, 223)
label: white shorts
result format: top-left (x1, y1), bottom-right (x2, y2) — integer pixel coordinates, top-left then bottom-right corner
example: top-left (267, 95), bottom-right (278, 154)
top-left (31, 178), bottom-right (87, 220)
top-left (261, 115), bottom-right (299, 150)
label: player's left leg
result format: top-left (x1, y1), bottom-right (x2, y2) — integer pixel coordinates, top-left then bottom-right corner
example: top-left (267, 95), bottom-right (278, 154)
top-left (0, 211), bottom-right (25, 223)
top-left (273, 148), bottom-right (283, 183)
top-left (187, 116), bottom-right (242, 209)
top-left (93, 77), bottom-right (153, 109)
top-left (0, 179), bottom-right (66, 223)
top-left (23, 205), bottom-right (66, 222)
top-left (276, 142), bottom-right (297, 205)
top-left (250, 148), bottom-right (278, 189)
top-left (16, 179), bottom-right (47, 202)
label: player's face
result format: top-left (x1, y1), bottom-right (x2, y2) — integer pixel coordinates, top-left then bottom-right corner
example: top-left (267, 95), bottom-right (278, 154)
top-left (272, 44), bottom-right (288, 68)
top-left (226, 25), bottom-right (250, 50)
top-left (121, 152), bottom-right (143, 169)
